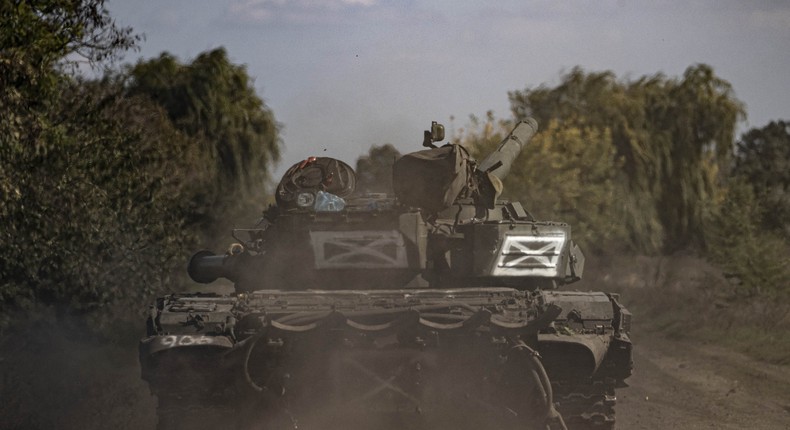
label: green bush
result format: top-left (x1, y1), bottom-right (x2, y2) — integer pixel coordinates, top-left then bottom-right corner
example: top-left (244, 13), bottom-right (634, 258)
top-left (703, 181), bottom-right (790, 298)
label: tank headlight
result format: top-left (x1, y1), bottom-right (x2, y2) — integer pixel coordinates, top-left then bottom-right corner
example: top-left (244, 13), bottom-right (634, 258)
top-left (296, 192), bottom-right (315, 208)
top-left (227, 243), bottom-right (245, 255)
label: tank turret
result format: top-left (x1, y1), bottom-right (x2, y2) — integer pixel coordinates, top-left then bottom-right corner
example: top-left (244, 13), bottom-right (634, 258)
top-left (389, 118), bottom-right (585, 289)
top-left (392, 119), bottom-right (538, 212)
top-left (186, 118), bottom-right (583, 290)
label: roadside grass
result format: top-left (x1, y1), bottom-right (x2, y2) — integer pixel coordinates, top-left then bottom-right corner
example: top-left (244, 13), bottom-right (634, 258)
top-left (580, 253), bottom-right (790, 366)
top-left (694, 324), bottom-right (790, 365)
top-left (627, 286), bottom-right (790, 366)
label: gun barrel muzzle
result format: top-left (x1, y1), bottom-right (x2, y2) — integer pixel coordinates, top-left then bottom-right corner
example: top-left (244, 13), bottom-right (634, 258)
top-left (187, 250), bottom-right (228, 284)
top-left (477, 117), bottom-right (538, 181)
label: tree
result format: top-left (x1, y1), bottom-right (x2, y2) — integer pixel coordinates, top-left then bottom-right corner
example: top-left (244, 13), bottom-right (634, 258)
top-left (734, 120), bottom-right (790, 237)
top-left (456, 115), bottom-right (629, 253)
top-left (0, 78), bottom-right (211, 328)
top-left (125, 49), bottom-right (281, 240)
top-left (703, 181), bottom-right (790, 298)
top-left (0, 0), bottom-right (138, 151)
top-left (0, 2), bottom-right (266, 332)
top-left (509, 65), bottom-right (744, 251)
top-left (355, 144), bottom-right (402, 194)
top-left (0, 1), bottom-right (202, 331)
top-left (716, 118), bottom-right (790, 299)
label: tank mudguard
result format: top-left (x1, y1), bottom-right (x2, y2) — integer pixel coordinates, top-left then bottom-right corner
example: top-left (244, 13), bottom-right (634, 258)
top-left (536, 290), bottom-right (619, 379)
top-left (139, 334), bottom-right (234, 357)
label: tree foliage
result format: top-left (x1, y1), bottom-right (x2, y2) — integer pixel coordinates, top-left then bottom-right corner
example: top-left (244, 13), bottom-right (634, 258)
top-left (509, 65), bottom-right (744, 252)
top-left (733, 120), bottom-right (790, 237)
top-left (493, 66), bottom-right (785, 296)
top-left (0, 2), bottom-right (281, 331)
top-left (0, 79), bottom-right (215, 330)
top-left (702, 119), bottom-right (790, 298)
top-left (703, 181), bottom-right (790, 298)
top-left (123, 49), bottom-right (282, 244)
top-left (355, 144), bottom-right (401, 194)
top-left (125, 49), bottom-right (281, 226)
top-left (456, 115), bottom-right (628, 252)
top-left (0, 1), bottom-right (164, 330)
top-left (0, 0), bottom-right (138, 150)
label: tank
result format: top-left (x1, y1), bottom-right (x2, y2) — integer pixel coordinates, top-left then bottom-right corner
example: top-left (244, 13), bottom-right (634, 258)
top-left (139, 119), bottom-right (633, 430)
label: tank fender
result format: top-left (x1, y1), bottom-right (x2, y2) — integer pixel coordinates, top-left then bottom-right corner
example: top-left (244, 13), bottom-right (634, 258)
top-left (139, 334), bottom-right (234, 357)
top-left (537, 333), bottom-right (612, 378)
top-left (139, 335), bottom-right (235, 384)
top-left (537, 290), bottom-right (616, 378)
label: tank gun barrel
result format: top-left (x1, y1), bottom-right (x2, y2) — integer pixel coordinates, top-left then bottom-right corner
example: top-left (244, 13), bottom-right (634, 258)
top-left (188, 250), bottom-right (235, 284)
top-left (477, 118), bottom-right (538, 181)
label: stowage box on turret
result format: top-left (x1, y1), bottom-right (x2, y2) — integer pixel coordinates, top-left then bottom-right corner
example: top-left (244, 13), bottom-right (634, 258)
top-left (140, 119), bottom-right (633, 430)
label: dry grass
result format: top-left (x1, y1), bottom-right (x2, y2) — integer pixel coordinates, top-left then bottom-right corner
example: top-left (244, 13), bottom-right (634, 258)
top-left (576, 253), bottom-right (790, 365)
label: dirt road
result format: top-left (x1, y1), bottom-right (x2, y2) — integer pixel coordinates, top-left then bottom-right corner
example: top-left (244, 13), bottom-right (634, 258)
top-left (617, 330), bottom-right (790, 430)
top-left (2, 321), bottom-right (788, 430)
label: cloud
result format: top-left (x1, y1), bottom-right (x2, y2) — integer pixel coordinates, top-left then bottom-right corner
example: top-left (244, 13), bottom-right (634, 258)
top-left (227, 0), bottom-right (378, 24)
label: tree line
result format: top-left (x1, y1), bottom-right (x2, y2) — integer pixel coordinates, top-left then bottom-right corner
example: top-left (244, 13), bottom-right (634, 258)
top-left (452, 67), bottom-right (789, 297)
top-left (1, 1), bottom-right (280, 331)
top-left (1, 1), bottom-right (787, 333)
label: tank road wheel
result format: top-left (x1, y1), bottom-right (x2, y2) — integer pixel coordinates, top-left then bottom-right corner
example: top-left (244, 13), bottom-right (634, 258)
top-left (488, 343), bottom-right (570, 430)
top-left (553, 380), bottom-right (616, 430)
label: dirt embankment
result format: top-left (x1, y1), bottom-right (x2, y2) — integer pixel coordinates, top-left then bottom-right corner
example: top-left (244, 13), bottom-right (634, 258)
top-left (1, 254), bottom-right (788, 429)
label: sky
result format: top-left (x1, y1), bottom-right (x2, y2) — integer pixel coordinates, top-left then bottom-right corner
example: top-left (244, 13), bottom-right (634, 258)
top-left (107, 0), bottom-right (790, 180)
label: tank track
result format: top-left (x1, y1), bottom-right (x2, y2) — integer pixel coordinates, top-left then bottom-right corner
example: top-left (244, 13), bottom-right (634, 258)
top-left (553, 380), bottom-right (616, 430)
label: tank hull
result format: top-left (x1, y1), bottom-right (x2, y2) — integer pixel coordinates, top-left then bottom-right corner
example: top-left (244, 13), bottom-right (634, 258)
top-left (141, 288), bottom-right (631, 429)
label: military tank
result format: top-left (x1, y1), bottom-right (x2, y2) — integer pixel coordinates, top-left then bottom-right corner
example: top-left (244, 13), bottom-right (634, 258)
top-left (139, 118), bottom-right (633, 430)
